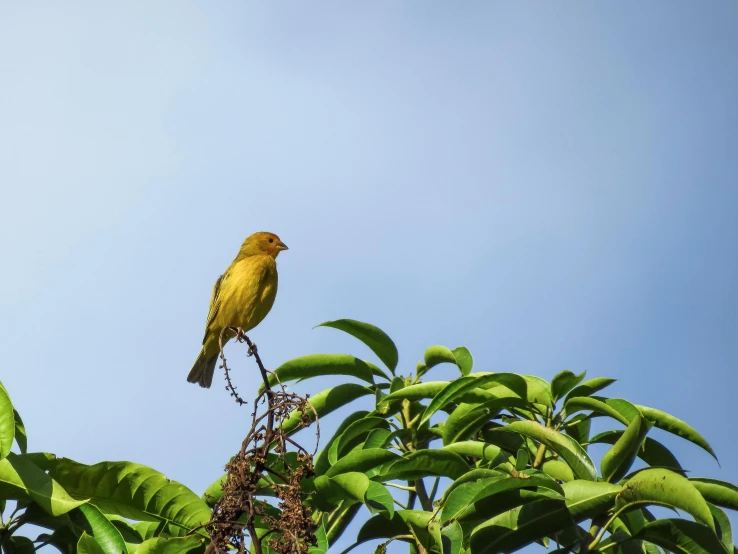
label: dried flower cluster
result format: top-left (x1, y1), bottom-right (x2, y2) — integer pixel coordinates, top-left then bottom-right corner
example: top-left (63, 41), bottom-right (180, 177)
top-left (205, 330), bottom-right (319, 554)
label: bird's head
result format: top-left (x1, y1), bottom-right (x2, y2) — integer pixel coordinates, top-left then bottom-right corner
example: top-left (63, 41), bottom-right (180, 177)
top-left (240, 232), bottom-right (289, 259)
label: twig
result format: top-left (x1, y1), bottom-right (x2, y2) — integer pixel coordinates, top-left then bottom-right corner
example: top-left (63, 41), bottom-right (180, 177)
top-left (219, 327), bottom-right (246, 405)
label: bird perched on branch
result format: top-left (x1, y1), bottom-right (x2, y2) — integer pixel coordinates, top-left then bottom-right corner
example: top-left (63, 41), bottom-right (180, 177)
top-left (187, 232), bottom-right (288, 388)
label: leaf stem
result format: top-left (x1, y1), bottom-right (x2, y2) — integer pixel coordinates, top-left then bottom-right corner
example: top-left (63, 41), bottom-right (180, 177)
top-left (533, 412), bottom-right (553, 468)
top-left (595, 541), bottom-right (621, 553)
top-left (587, 509), bottom-right (628, 551)
top-left (533, 442), bottom-right (547, 468)
top-left (386, 483), bottom-right (416, 492)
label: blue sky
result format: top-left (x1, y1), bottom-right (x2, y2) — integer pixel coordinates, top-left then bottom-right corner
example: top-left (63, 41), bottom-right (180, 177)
top-left (1, 2), bottom-right (737, 552)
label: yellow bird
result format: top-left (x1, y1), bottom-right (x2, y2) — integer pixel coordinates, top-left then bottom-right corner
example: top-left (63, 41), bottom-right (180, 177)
top-left (187, 232), bottom-right (288, 388)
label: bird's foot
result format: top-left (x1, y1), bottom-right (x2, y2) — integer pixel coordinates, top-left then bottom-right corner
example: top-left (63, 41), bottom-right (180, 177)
top-left (230, 327), bottom-right (256, 355)
top-left (231, 327), bottom-right (246, 341)
top-left (247, 342), bottom-right (258, 357)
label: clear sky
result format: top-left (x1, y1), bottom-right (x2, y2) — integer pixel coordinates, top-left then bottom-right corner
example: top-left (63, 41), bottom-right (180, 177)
top-left (1, 2), bottom-right (737, 552)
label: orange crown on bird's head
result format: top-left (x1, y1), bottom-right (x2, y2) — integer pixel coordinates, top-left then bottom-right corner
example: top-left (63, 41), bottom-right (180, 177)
top-left (238, 232), bottom-right (289, 259)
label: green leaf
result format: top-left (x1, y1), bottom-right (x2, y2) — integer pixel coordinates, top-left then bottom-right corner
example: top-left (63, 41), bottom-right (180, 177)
top-left (371, 430), bottom-right (411, 453)
top-left (606, 398), bottom-right (645, 422)
top-left (49, 459), bottom-right (211, 536)
top-left (3, 536), bottom-right (35, 554)
top-left (442, 475), bottom-right (564, 523)
top-left (634, 519), bottom-right (729, 554)
top-left (457, 488), bottom-right (561, 527)
top-left (493, 421), bottom-right (597, 480)
top-left (314, 411), bottom-right (370, 476)
top-left (615, 506), bottom-right (657, 535)
top-left (310, 522), bottom-right (328, 554)
top-left (12, 410), bottom-right (27, 455)
top-left (690, 478), bottom-right (738, 511)
top-left (390, 383), bottom-right (497, 408)
top-left (617, 468), bottom-right (714, 530)
top-left (565, 396), bottom-right (632, 426)
top-left (595, 530), bottom-right (644, 554)
top-left (0, 382), bottom-right (15, 460)
top-left (201, 474), bottom-right (226, 507)
top-left (381, 382), bottom-right (449, 403)
top-left (356, 513), bottom-right (414, 544)
top-left (334, 417), bottom-right (390, 461)
top-left (452, 347), bottom-right (473, 376)
top-left (540, 459), bottom-right (575, 483)
top-left (551, 370), bottom-right (586, 402)
top-left (441, 520), bottom-right (464, 554)
top-left (442, 398), bottom-right (531, 445)
top-left (562, 480), bottom-right (622, 520)
top-left (709, 503), bottom-right (734, 552)
top-left (601, 415), bottom-right (652, 482)
top-left (442, 403), bottom-right (487, 446)
top-left (469, 499), bottom-right (571, 553)
top-left (134, 536), bottom-right (206, 554)
top-left (564, 377), bottom-right (617, 402)
top-left (422, 374), bottom-right (551, 427)
top-left (424, 345), bottom-right (457, 370)
top-left (481, 373), bottom-right (553, 408)
top-left (19, 451), bottom-right (56, 471)
top-left (590, 431), bottom-right (682, 471)
top-left (107, 517), bottom-right (143, 546)
top-left (134, 520), bottom-right (166, 541)
top-left (480, 423), bottom-right (527, 455)
top-left (317, 319), bottom-right (398, 373)
top-left (0, 453), bottom-right (86, 515)
top-left (389, 376), bottom-right (405, 394)
top-left (200, 472), bottom-right (275, 508)
top-left (439, 468), bottom-right (507, 504)
top-left (515, 449), bottom-right (529, 471)
top-left (281, 384), bottom-right (374, 436)
top-left (441, 442), bottom-right (511, 467)
top-left (265, 354), bottom-right (386, 389)
top-left (381, 450), bottom-right (470, 481)
top-left (364, 481), bottom-right (395, 516)
top-left (637, 405), bottom-right (718, 461)
top-left (78, 533), bottom-right (106, 554)
top-left (325, 448), bottom-right (400, 478)
top-left (420, 376), bottom-right (488, 427)
top-left (397, 510), bottom-right (442, 552)
top-left (469, 481), bottom-right (621, 553)
top-left (314, 472), bottom-right (393, 516)
top-left (17, 501), bottom-right (73, 534)
top-left (363, 428), bottom-right (392, 450)
top-left (564, 415), bottom-right (591, 449)
top-left (325, 500), bottom-right (361, 546)
top-left (36, 527), bottom-right (80, 554)
top-left (78, 503), bottom-right (129, 554)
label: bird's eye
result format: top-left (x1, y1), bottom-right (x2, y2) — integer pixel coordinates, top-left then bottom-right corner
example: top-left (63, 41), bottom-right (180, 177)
top-left (268, 237), bottom-right (274, 243)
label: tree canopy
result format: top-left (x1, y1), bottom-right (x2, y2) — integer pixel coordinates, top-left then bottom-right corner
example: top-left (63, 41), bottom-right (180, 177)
top-left (0, 319), bottom-right (735, 554)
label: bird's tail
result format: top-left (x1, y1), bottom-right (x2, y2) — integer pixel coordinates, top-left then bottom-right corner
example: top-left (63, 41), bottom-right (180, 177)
top-left (187, 347), bottom-right (219, 388)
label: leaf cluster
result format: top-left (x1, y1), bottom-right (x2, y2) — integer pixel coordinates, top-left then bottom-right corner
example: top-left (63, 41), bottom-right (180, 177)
top-left (263, 319), bottom-right (736, 554)
top-left (0, 383), bottom-right (210, 554)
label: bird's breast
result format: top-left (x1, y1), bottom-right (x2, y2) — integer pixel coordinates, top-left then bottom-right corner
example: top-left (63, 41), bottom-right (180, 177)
top-left (218, 256), bottom-right (278, 330)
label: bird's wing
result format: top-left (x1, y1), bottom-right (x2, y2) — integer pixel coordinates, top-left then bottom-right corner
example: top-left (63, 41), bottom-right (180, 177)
top-left (202, 273), bottom-right (225, 344)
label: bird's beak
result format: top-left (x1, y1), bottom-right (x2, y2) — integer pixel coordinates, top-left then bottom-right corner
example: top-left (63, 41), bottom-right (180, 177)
top-left (277, 241), bottom-right (289, 251)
